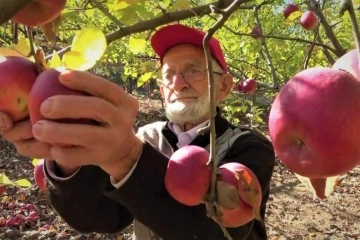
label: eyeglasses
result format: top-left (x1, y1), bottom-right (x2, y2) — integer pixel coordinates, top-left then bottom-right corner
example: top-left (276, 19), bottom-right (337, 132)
top-left (158, 66), bottom-right (224, 86)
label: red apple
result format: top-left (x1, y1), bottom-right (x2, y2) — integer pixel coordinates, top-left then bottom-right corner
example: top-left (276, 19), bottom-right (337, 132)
top-left (0, 56), bottom-right (38, 122)
top-left (0, 185), bottom-right (6, 195)
top-left (34, 159), bottom-right (46, 191)
top-left (12, 0), bottom-right (67, 27)
top-left (283, 3), bottom-right (301, 19)
top-left (165, 145), bottom-right (211, 206)
top-left (237, 78), bottom-right (257, 94)
top-left (300, 10), bottom-right (318, 31)
top-left (214, 162), bottom-right (262, 227)
top-left (269, 67), bottom-right (360, 179)
top-left (332, 49), bottom-right (360, 81)
top-left (29, 68), bottom-right (94, 125)
top-left (250, 25), bottom-right (261, 40)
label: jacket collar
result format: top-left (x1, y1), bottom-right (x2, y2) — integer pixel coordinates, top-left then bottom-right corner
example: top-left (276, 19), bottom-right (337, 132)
top-left (161, 108), bottom-right (234, 150)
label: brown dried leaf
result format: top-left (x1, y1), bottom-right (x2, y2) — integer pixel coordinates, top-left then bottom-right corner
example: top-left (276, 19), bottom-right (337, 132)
top-left (39, 14), bottom-right (62, 42)
top-left (216, 180), bottom-right (239, 210)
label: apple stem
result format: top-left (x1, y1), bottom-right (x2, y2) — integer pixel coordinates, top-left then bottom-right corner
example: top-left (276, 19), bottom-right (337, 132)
top-left (203, 1), bottom-right (244, 239)
top-left (339, 0), bottom-right (360, 70)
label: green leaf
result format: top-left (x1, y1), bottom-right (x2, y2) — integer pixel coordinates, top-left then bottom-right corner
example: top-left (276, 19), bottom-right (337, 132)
top-left (137, 72), bottom-right (153, 87)
top-left (129, 37), bottom-right (146, 54)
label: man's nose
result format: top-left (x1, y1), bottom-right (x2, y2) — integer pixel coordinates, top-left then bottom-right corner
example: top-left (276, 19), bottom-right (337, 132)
top-left (171, 72), bottom-right (189, 90)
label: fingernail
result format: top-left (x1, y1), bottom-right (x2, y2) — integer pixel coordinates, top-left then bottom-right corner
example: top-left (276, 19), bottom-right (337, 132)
top-left (41, 99), bottom-right (53, 114)
top-left (32, 122), bottom-right (44, 138)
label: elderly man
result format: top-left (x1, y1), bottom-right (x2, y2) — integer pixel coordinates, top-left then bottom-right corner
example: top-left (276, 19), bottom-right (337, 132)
top-left (0, 24), bottom-right (275, 240)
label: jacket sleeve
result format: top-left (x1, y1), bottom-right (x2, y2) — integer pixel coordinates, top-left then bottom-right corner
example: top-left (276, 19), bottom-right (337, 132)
top-left (44, 163), bottom-right (134, 234)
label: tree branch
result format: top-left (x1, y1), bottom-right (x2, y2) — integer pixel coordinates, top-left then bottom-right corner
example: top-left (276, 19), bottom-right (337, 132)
top-left (203, 1), bottom-right (246, 239)
top-left (89, 0), bottom-right (124, 27)
top-left (307, 0), bottom-right (345, 57)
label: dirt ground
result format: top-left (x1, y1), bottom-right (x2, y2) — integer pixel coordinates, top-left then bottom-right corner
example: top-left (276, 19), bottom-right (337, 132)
top-left (0, 98), bottom-right (359, 240)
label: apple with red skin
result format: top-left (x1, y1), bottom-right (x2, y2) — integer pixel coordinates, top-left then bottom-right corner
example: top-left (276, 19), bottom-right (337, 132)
top-left (12, 0), bottom-right (67, 27)
top-left (214, 162), bottom-right (262, 227)
top-left (269, 67), bottom-right (360, 179)
top-left (29, 68), bottom-right (95, 125)
top-left (332, 49), bottom-right (360, 80)
top-left (250, 25), bottom-right (261, 40)
top-left (34, 159), bottom-right (46, 191)
top-left (237, 78), bottom-right (257, 94)
top-left (283, 3), bottom-right (301, 19)
top-left (300, 11), bottom-right (318, 31)
top-left (165, 145), bottom-right (211, 206)
top-left (0, 56), bottom-right (38, 122)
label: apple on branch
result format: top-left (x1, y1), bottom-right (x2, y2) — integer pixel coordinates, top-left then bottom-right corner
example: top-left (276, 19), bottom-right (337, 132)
top-left (237, 78), bottom-right (257, 94)
top-left (164, 145), bottom-right (211, 206)
top-left (268, 67), bottom-right (360, 197)
top-left (283, 3), bottom-right (301, 21)
top-left (250, 25), bottom-right (262, 40)
top-left (213, 162), bottom-right (262, 227)
top-left (12, 0), bottom-right (67, 27)
top-left (300, 10), bottom-right (318, 31)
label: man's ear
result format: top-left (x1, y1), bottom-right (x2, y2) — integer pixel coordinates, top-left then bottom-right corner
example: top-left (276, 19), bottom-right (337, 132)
top-left (217, 73), bottom-right (234, 102)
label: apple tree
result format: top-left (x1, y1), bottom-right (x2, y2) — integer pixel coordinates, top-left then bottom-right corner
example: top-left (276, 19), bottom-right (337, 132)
top-left (0, 0), bottom-right (359, 203)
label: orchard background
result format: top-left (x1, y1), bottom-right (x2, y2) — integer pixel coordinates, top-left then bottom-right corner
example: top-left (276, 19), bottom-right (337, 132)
top-left (0, 0), bottom-right (359, 239)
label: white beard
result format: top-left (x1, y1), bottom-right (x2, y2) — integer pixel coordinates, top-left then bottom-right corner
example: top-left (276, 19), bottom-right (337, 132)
top-left (164, 94), bottom-right (210, 125)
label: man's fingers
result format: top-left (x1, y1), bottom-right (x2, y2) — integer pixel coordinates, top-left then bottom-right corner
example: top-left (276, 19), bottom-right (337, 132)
top-left (2, 119), bottom-right (33, 142)
top-left (0, 112), bottom-right (13, 132)
top-left (40, 95), bottom-right (119, 124)
top-left (13, 139), bottom-right (52, 159)
top-left (32, 120), bottom-right (119, 147)
top-left (59, 70), bottom-right (126, 107)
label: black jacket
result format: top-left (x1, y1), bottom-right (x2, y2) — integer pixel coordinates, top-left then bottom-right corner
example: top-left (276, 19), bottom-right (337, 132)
top-left (45, 114), bottom-right (275, 240)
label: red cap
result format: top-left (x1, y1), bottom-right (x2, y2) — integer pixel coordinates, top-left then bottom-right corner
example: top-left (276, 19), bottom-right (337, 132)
top-left (151, 24), bottom-right (227, 72)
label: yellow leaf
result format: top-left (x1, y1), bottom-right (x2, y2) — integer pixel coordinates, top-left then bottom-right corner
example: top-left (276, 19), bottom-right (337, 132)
top-left (129, 37), bottom-right (146, 54)
top-left (47, 50), bottom-right (63, 68)
top-left (171, 0), bottom-right (191, 10)
top-left (14, 179), bottom-right (32, 188)
top-left (71, 27), bottom-right (107, 65)
top-left (63, 50), bottom-right (96, 71)
top-left (285, 10), bottom-right (302, 23)
top-left (0, 173), bottom-right (13, 185)
top-left (0, 47), bottom-right (25, 57)
top-left (12, 38), bottom-right (31, 56)
top-left (32, 158), bottom-right (41, 166)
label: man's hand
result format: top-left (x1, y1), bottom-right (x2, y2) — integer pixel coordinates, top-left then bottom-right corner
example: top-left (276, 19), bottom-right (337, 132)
top-left (2, 70), bottom-right (142, 180)
top-left (1, 114), bottom-right (53, 159)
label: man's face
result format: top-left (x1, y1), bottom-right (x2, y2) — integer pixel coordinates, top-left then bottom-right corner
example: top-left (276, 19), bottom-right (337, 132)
top-left (159, 44), bottom-right (224, 125)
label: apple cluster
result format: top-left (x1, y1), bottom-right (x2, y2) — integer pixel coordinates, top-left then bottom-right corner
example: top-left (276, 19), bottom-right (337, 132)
top-left (164, 145), bottom-right (262, 227)
top-left (283, 3), bottom-right (318, 31)
top-left (268, 48), bottom-right (360, 198)
top-left (0, 56), bottom-right (92, 189)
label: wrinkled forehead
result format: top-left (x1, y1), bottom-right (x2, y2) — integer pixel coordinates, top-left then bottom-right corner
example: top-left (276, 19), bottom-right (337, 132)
top-left (162, 44), bottom-right (206, 65)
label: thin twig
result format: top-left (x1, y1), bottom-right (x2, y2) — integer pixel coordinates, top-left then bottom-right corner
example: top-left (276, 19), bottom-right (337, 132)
top-left (203, 1), bottom-right (246, 239)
